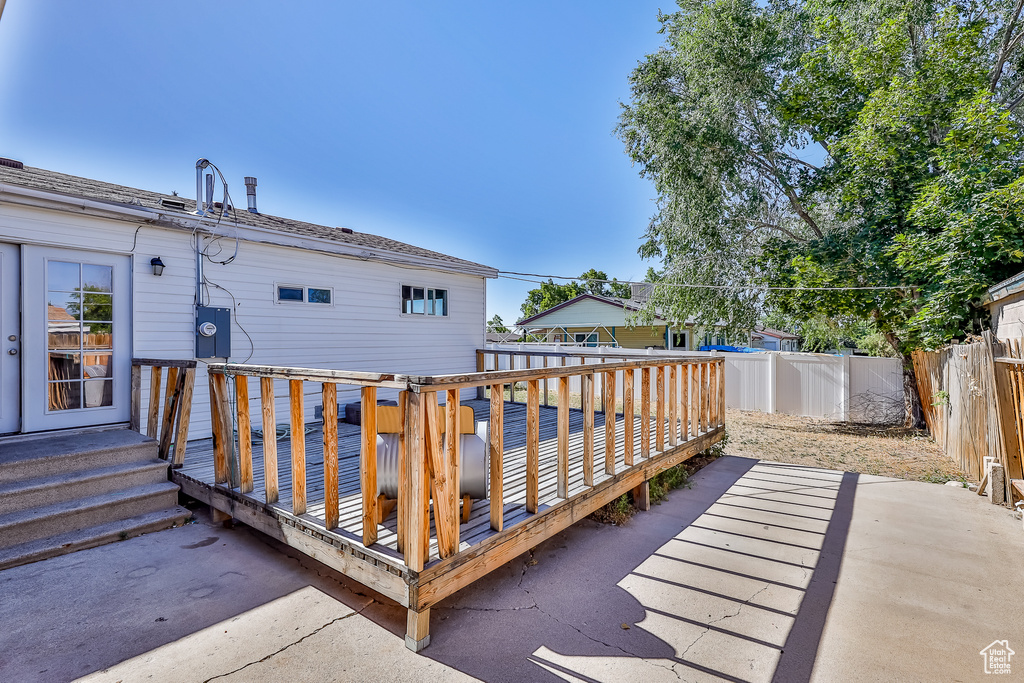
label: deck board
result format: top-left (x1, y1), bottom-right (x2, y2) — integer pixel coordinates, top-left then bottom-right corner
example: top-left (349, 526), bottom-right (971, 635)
top-left (176, 398), bottom-right (708, 566)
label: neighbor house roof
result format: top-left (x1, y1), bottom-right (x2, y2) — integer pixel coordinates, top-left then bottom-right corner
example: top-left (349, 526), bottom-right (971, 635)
top-left (984, 270), bottom-right (1024, 306)
top-left (756, 327), bottom-right (801, 341)
top-left (0, 162), bottom-right (496, 277)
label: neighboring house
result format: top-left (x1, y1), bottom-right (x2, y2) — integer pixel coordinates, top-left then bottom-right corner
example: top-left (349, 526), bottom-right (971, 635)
top-left (752, 328), bottom-right (801, 352)
top-left (984, 270), bottom-right (1024, 341)
top-left (515, 290), bottom-right (729, 350)
top-left (0, 158), bottom-right (497, 439)
top-left (485, 331), bottom-right (520, 344)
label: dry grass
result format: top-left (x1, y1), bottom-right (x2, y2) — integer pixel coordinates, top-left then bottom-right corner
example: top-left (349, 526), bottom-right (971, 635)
top-left (725, 408), bottom-right (970, 484)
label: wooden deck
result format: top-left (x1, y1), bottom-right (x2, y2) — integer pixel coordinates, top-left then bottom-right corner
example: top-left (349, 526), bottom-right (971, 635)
top-left (174, 398), bottom-right (718, 564)
top-left (169, 353), bottom-right (726, 650)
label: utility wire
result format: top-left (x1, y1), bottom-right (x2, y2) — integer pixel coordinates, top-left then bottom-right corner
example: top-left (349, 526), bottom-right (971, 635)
top-left (497, 270), bottom-right (914, 292)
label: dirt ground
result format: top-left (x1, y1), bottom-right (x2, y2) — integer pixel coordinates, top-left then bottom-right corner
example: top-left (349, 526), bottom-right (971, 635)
top-left (724, 408), bottom-right (970, 484)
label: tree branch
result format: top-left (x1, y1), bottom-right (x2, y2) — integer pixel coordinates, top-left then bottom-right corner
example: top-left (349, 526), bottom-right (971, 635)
top-left (992, 0), bottom-right (1024, 91)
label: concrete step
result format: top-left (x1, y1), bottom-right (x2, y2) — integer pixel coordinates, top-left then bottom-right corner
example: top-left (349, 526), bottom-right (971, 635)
top-left (0, 506), bottom-right (190, 571)
top-left (0, 459), bottom-right (171, 515)
top-left (0, 482), bottom-right (181, 550)
top-left (0, 429), bottom-right (158, 484)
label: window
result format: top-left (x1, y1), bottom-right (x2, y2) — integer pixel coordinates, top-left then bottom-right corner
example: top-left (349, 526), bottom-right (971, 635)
top-left (277, 284), bottom-right (332, 305)
top-left (671, 332), bottom-right (688, 350)
top-left (402, 285), bottom-right (448, 316)
top-left (574, 333), bottom-right (598, 347)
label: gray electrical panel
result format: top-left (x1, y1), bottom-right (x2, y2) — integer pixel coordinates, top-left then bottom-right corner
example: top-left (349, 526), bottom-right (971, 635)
top-left (196, 306), bottom-right (231, 359)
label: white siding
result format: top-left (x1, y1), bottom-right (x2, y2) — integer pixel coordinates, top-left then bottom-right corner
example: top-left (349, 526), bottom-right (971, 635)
top-left (524, 298), bottom-right (644, 327)
top-left (0, 203), bottom-right (487, 438)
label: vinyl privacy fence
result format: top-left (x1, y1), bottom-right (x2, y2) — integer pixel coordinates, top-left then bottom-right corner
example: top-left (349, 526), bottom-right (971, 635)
top-left (486, 344), bottom-right (904, 424)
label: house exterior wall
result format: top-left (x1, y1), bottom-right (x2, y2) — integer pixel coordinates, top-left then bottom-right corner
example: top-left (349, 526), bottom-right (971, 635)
top-left (0, 203), bottom-right (486, 438)
top-left (523, 298), bottom-right (640, 327)
top-left (989, 291), bottom-right (1024, 341)
top-left (615, 325), bottom-right (667, 349)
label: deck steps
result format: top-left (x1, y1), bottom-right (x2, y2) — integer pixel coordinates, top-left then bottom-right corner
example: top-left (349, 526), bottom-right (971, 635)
top-left (0, 429), bottom-right (189, 569)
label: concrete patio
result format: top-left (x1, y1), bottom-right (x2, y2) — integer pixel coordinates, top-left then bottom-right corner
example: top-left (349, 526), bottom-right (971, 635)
top-left (1, 454), bottom-right (1021, 682)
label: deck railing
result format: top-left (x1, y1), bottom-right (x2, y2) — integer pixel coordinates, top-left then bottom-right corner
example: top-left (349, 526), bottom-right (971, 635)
top-left (130, 358), bottom-right (197, 465)
top-left (206, 353), bottom-right (725, 574)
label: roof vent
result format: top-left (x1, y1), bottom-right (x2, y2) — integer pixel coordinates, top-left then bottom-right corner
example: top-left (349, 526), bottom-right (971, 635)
top-left (0, 157), bottom-right (24, 170)
top-left (160, 197), bottom-right (188, 211)
top-left (244, 176), bottom-right (258, 214)
top-left (340, 227), bottom-right (354, 234)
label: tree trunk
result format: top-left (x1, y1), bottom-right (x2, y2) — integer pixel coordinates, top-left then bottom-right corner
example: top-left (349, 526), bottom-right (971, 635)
top-left (884, 330), bottom-right (926, 429)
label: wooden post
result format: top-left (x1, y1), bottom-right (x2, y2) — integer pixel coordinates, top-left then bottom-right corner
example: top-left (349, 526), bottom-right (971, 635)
top-left (404, 391), bottom-right (427, 571)
top-left (130, 364), bottom-right (141, 432)
top-left (235, 375), bottom-right (254, 494)
top-left (476, 350), bottom-right (486, 400)
top-left (445, 388), bottom-right (461, 546)
top-left (582, 372), bottom-right (594, 486)
top-left (425, 392), bottom-right (457, 558)
top-left (558, 376), bottom-right (570, 497)
top-left (641, 367), bottom-right (651, 459)
top-left (171, 368), bottom-right (196, 467)
top-left (526, 380), bottom-right (540, 513)
top-left (160, 367), bottom-right (180, 457)
top-left (147, 366), bottom-right (163, 438)
top-left (632, 481), bottom-right (650, 511)
top-left (489, 384), bottom-right (504, 532)
top-left (259, 376), bottom-right (279, 504)
top-left (359, 386), bottom-right (378, 542)
top-left (321, 382), bottom-right (339, 530)
top-left (289, 379), bottom-right (307, 516)
top-left (681, 364), bottom-right (690, 440)
top-left (406, 607), bottom-right (431, 652)
top-left (701, 362), bottom-right (709, 433)
top-left (543, 356), bottom-right (550, 407)
top-left (209, 372), bottom-right (230, 485)
top-left (718, 359), bottom-right (726, 427)
top-left (604, 370), bottom-right (616, 475)
top-left (624, 368), bottom-right (634, 467)
top-left (667, 364), bottom-right (677, 447)
top-left (655, 366), bottom-right (665, 452)
top-left (396, 390), bottom-right (408, 554)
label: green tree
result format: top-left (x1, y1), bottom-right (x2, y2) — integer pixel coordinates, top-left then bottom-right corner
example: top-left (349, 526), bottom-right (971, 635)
top-left (487, 314), bottom-right (510, 333)
top-left (518, 269), bottom-right (634, 319)
top-left (618, 0), bottom-right (1024, 424)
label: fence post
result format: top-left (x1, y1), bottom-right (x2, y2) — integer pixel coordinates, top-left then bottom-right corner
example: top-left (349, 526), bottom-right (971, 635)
top-left (768, 352), bottom-right (778, 414)
top-left (842, 354), bottom-right (851, 422)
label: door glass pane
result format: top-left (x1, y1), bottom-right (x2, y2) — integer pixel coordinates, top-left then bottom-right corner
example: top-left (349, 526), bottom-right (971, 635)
top-left (49, 381), bottom-right (82, 411)
top-left (82, 293), bottom-right (112, 321)
top-left (48, 261), bottom-right (80, 292)
top-left (49, 323), bottom-right (81, 350)
top-left (48, 292), bottom-right (81, 320)
top-left (83, 352), bottom-right (113, 378)
top-left (82, 264), bottom-right (112, 292)
top-left (83, 380), bottom-right (113, 408)
top-left (84, 323), bottom-right (113, 348)
top-left (49, 351), bottom-right (81, 381)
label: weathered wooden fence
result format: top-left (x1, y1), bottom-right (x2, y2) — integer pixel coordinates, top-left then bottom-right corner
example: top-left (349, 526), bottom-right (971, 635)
top-left (912, 332), bottom-right (1024, 504)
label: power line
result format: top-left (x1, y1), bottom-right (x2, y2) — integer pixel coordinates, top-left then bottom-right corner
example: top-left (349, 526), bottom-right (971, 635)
top-left (497, 270), bottom-right (913, 292)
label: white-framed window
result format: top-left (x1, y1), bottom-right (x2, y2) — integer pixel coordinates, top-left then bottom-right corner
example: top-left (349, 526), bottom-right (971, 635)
top-left (671, 331), bottom-right (688, 350)
top-left (401, 285), bottom-right (448, 316)
top-left (276, 284), bottom-right (333, 305)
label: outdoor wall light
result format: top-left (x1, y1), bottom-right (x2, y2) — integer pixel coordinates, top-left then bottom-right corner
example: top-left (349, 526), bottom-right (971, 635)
top-left (150, 257), bottom-right (165, 276)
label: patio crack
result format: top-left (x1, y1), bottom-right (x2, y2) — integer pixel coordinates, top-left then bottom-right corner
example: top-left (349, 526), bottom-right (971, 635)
top-left (679, 583), bottom-right (771, 661)
top-left (202, 611), bottom-right (358, 682)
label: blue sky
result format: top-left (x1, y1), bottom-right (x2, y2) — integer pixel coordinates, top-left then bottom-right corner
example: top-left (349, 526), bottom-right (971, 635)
top-left (0, 1), bottom-right (670, 325)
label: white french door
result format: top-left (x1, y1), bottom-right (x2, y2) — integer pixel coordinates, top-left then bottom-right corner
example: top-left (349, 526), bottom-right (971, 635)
top-left (0, 243), bottom-right (20, 434)
top-left (22, 246), bottom-right (131, 432)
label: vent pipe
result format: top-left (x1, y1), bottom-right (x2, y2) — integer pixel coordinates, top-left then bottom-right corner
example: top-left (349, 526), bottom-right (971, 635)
top-left (244, 176), bottom-right (258, 214)
top-left (195, 158), bottom-right (210, 215)
top-left (205, 173), bottom-right (214, 213)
